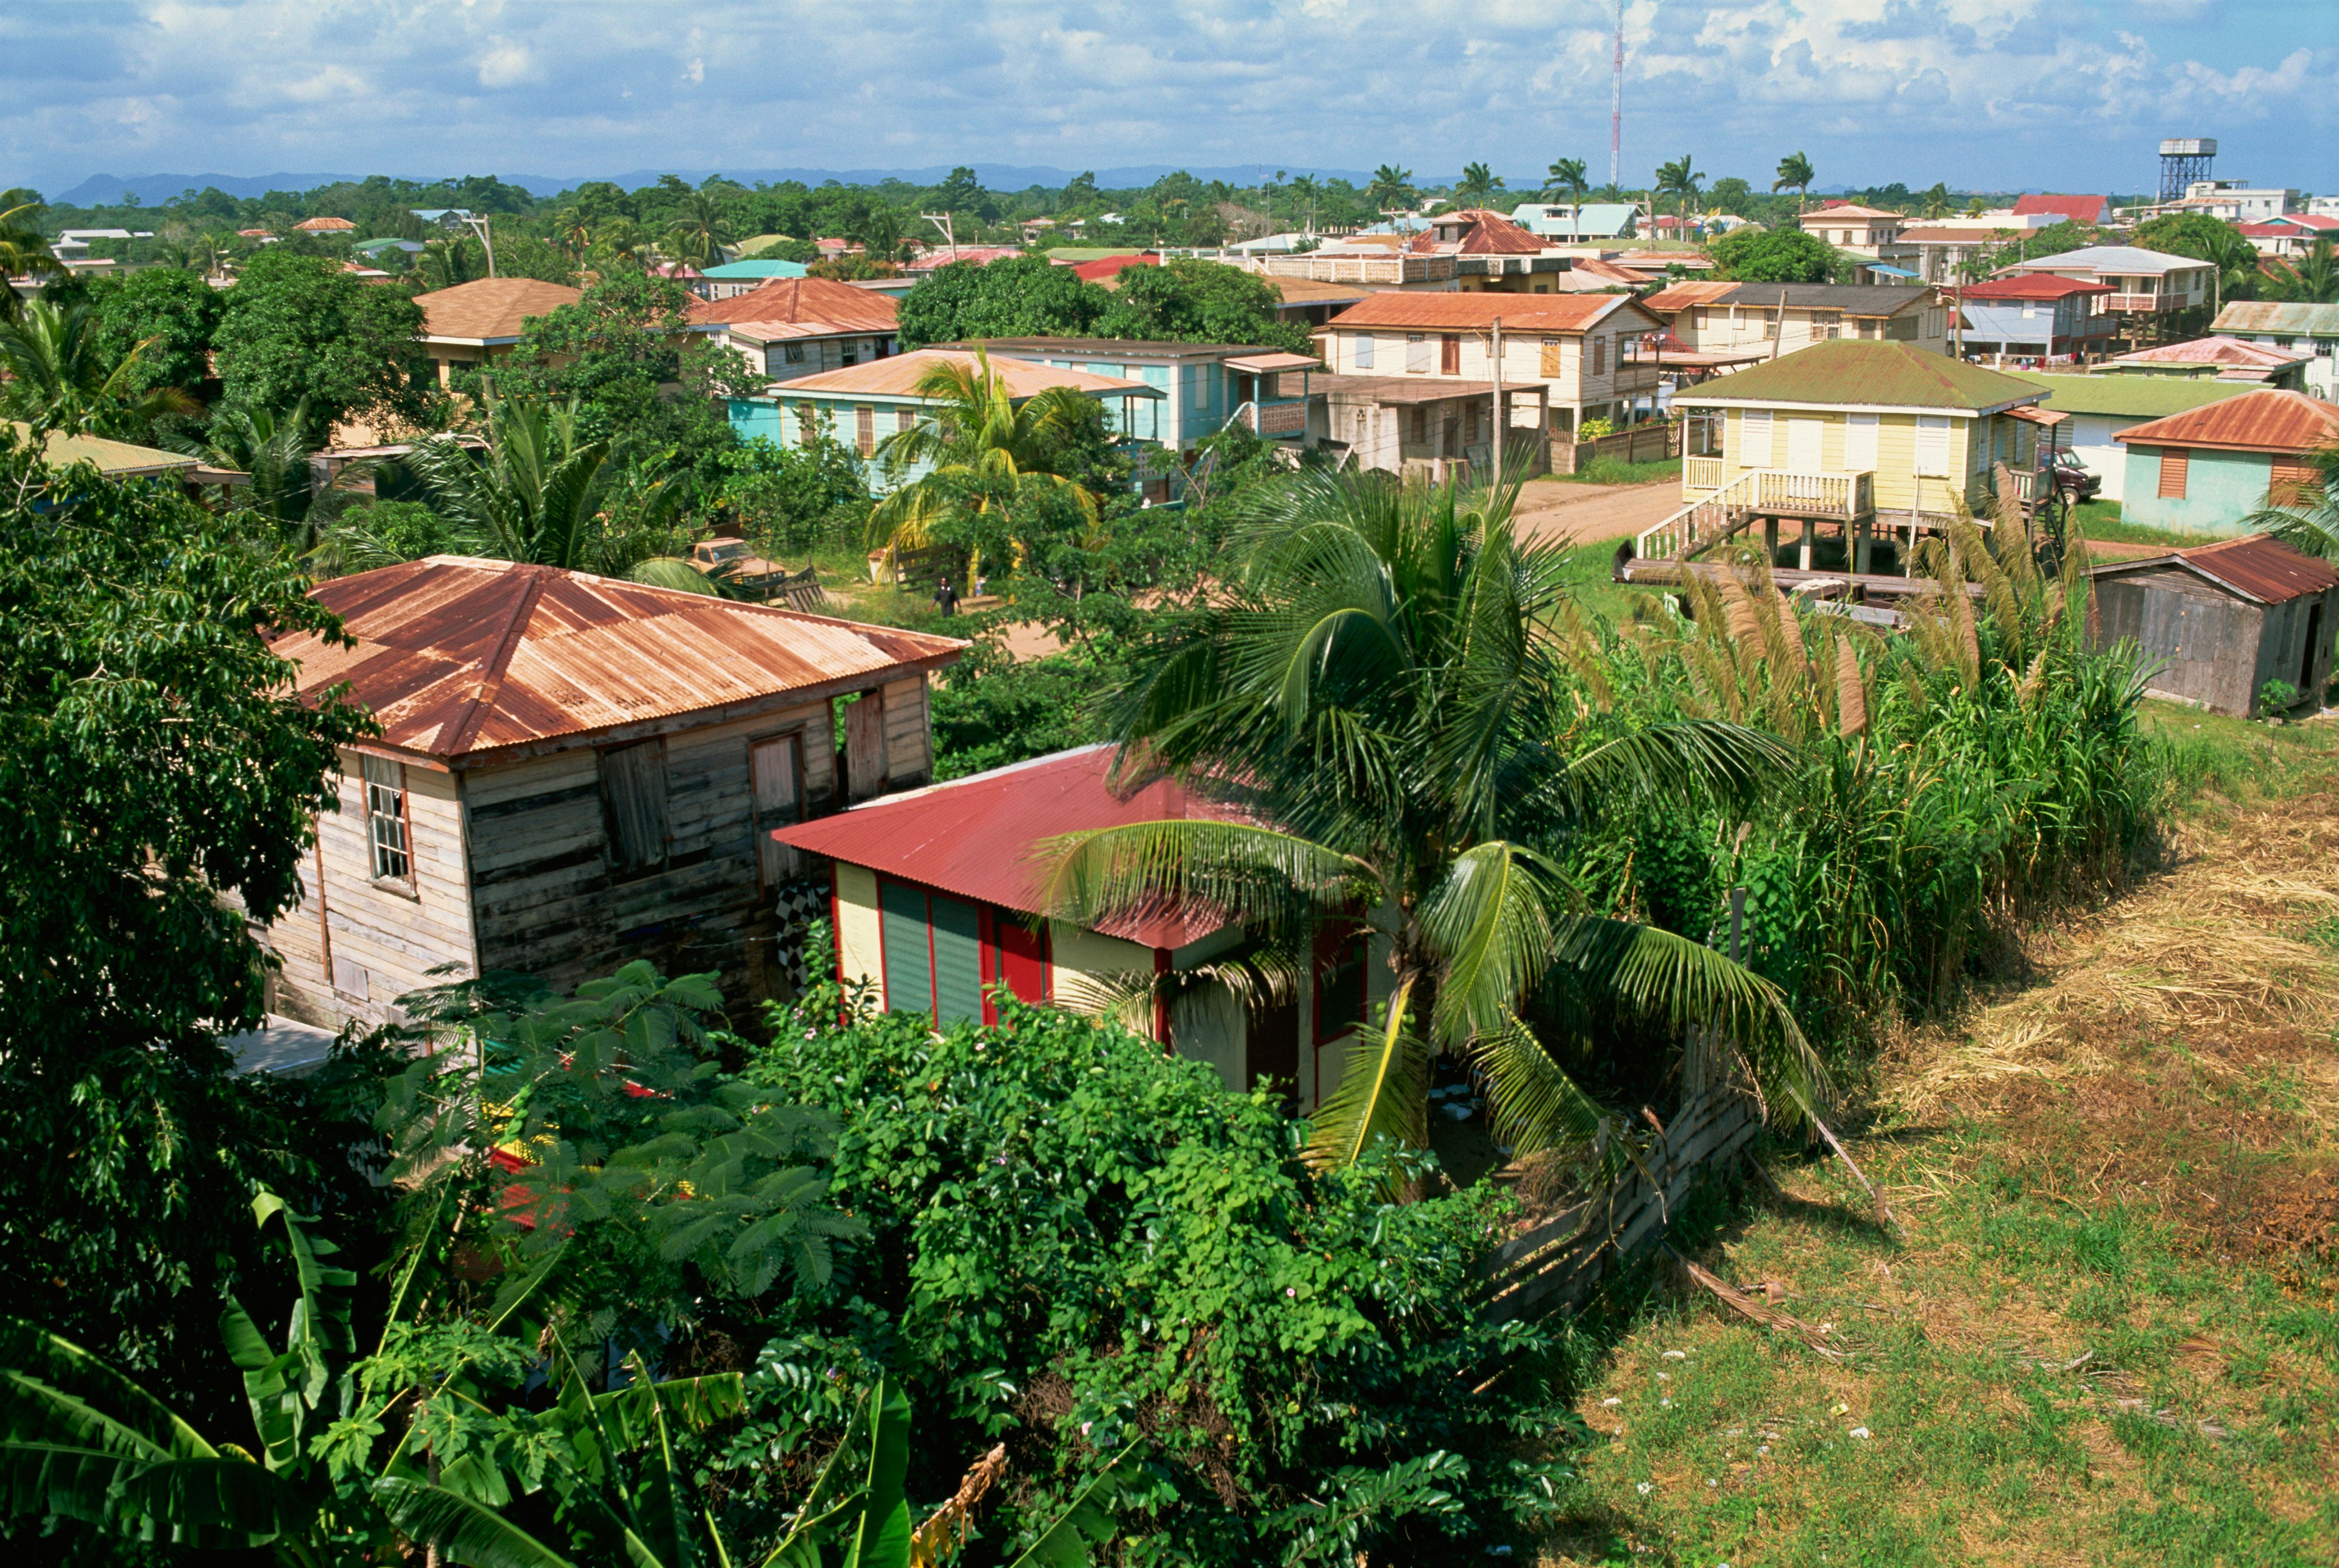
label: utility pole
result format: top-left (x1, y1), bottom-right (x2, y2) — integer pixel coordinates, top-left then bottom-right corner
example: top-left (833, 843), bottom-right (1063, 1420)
top-left (464, 213), bottom-right (497, 278)
top-left (1609, 0), bottom-right (1625, 192)
top-left (1491, 316), bottom-right (1505, 493)
top-left (922, 212), bottom-right (958, 261)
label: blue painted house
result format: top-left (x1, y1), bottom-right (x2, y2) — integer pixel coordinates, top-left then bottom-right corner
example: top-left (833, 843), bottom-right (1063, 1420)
top-left (725, 348), bottom-right (1162, 493)
top-left (2113, 389), bottom-right (2339, 534)
top-left (959, 338), bottom-right (1324, 452)
top-left (1950, 274), bottom-right (2117, 361)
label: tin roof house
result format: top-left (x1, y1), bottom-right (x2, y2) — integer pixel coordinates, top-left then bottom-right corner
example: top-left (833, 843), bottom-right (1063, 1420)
top-left (412, 278), bottom-right (582, 387)
top-left (2111, 388), bottom-right (2339, 535)
top-left (2003, 374), bottom-right (2251, 503)
top-left (2091, 535), bottom-right (2339, 716)
top-left (775, 745), bottom-right (1382, 1109)
top-left (258, 557), bottom-right (965, 1031)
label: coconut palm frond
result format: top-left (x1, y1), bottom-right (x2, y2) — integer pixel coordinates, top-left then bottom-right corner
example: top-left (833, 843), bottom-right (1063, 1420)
top-left (1416, 840), bottom-right (1565, 1046)
top-left (1039, 819), bottom-right (1380, 940)
top-left (1304, 974), bottom-right (1427, 1173)
top-left (1465, 1013), bottom-right (1620, 1165)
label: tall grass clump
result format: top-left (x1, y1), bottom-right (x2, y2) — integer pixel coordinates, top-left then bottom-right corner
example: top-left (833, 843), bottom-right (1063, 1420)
top-left (1576, 512), bottom-right (2154, 1056)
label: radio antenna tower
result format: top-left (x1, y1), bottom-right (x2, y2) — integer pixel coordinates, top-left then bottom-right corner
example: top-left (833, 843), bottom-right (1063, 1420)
top-left (1609, 0), bottom-right (1625, 191)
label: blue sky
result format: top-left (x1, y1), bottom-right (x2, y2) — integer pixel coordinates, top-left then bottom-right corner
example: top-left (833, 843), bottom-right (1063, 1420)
top-left (4, 0), bottom-right (2331, 199)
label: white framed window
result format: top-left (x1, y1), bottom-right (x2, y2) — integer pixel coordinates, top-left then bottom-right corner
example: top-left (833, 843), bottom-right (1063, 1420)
top-left (1843, 411), bottom-right (1879, 471)
top-left (1353, 333), bottom-right (1375, 370)
top-left (1406, 333), bottom-right (1430, 373)
top-left (362, 755), bottom-right (411, 883)
top-left (1916, 414), bottom-right (1952, 476)
top-left (1740, 408), bottom-right (1773, 467)
top-left (1190, 369), bottom-right (1209, 409)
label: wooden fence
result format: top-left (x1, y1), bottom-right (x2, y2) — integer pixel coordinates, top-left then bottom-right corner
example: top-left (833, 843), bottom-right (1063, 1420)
top-left (1552, 421), bottom-right (1683, 476)
top-left (1475, 1090), bottom-right (1760, 1323)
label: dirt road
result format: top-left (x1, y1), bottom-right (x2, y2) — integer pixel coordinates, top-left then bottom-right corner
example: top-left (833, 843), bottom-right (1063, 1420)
top-left (1511, 479), bottom-right (1682, 549)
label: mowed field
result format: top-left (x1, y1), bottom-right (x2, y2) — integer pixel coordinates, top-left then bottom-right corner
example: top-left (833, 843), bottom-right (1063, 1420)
top-left (1529, 708), bottom-right (2339, 1568)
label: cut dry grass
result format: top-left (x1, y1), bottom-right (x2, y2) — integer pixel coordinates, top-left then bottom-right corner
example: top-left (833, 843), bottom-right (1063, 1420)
top-left (1524, 727), bottom-right (2339, 1567)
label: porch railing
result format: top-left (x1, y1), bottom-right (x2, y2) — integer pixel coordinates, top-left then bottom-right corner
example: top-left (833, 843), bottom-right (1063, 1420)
top-left (1684, 455), bottom-right (1725, 492)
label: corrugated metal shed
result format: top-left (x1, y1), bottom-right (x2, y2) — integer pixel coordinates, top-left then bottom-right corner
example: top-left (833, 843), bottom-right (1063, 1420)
top-left (272, 557), bottom-right (965, 766)
top-left (2106, 534), bottom-right (2339, 607)
top-left (774, 744), bottom-right (1247, 948)
top-left (2212, 302), bottom-right (2339, 338)
top-left (2111, 389), bottom-right (2339, 454)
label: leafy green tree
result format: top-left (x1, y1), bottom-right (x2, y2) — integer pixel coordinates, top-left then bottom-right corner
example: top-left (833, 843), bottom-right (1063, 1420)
top-left (0, 435), bottom-right (386, 1436)
top-left (1772, 151), bottom-right (1815, 213)
top-left (493, 270), bottom-right (743, 481)
top-left (1095, 257), bottom-right (1312, 353)
top-left (2132, 212), bottom-right (2262, 305)
top-left (748, 992), bottom-right (1579, 1566)
top-left (213, 248), bottom-right (437, 440)
top-left (719, 424), bottom-right (870, 551)
top-left (178, 398), bottom-right (343, 551)
top-left (85, 265), bottom-right (224, 402)
top-left (895, 255), bottom-right (1111, 349)
top-left (1708, 224), bottom-right (1841, 283)
top-left (1707, 176), bottom-right (1755, 216)
top-left (1453, 161), bottom-right (1505, 210)
top-left (0, 298), bottom-right (202, 437)
top-left (1042, 471), bottom-right (1819, 1171)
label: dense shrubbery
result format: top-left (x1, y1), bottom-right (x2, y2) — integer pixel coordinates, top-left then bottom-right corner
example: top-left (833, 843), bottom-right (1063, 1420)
top-left (736, 991), bottom-right (1576, 1565)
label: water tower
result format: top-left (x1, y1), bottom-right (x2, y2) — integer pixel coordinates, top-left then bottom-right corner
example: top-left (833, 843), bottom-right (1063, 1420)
top-left (2159, 138), bottom-right (2216, 203)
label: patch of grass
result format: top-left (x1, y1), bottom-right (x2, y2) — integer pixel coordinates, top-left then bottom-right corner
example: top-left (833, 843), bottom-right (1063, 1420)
top-left (1548, 456), bottom-right (1684, 487)
top-left (2072, 499), bottom-right (2229, 551)
top-left (1520, 769), bottom-right (2339, 1567)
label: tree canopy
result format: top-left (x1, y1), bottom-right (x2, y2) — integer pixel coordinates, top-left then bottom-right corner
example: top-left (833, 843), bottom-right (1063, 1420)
top-left (212, 248), bottom-right (436, 438)
top-left (1707, 224), bottom-right (1841, 283)
top-left (895, 255), bottom-right (1112, 348)
top-left (1093, 258), bottom-right (1312, 353)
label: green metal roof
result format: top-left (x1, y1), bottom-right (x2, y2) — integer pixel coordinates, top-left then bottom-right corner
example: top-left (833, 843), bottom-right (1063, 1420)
top-left (704, 259), bottom-right (808, 278)
top-left (13, 421), bottom-right (199, 476)
top-left (1674, 340), bottom-right (2044, 412)
top-left (2006, 373), bottom-right (2253, 420)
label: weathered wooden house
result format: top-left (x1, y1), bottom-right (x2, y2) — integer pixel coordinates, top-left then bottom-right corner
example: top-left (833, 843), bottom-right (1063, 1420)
top-left (261, 557), bottom-right (965, 1029)
top-left (774, 745), bottom-right (1384, 1111)
top-left (2090, 534), bottom-right (2339, 716)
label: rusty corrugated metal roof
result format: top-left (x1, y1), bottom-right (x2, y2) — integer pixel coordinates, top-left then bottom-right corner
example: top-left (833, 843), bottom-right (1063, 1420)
top-left (272, 557), bottom-right (965, 765)
top-left (775, 744), bottom-right (1248, 948)
top-left (2111, 388), bottom-right (2339, 453)
top-left (2178, 535), bottom-right (2339, 606)
top-left (1326, 292), bottom-right (1653, 333)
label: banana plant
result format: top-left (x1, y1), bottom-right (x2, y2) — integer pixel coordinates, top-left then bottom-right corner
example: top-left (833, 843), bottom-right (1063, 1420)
top-left (0, 1193), bottom-right (383, 1564)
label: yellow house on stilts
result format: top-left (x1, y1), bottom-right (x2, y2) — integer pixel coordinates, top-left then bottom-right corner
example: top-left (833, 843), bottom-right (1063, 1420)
top-left (1642, 341), bottom-right (2055, 570)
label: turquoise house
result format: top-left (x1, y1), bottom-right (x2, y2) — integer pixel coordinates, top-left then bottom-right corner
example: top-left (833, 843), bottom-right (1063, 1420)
top-left (703, 258), bottom-right (810, 300)
top-left (960, 338), bottom-right (1324, 452)
top-left (2113, 389), bottom-right (2339, 535)
top-left (726, 348), bottom-right (1162, 494)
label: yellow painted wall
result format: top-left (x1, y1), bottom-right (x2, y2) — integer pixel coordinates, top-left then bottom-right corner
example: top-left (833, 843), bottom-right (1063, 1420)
top-left (1720, 406), bottom-right (1997, 512)
top-left (834, 863), bottom-right (885, 1009)
top-left (1049, 920), bottom-right (1159, 1038)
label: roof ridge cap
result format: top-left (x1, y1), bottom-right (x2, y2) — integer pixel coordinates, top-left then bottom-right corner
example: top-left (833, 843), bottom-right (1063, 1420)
top-left (432, 562), bottom-right (551, 758)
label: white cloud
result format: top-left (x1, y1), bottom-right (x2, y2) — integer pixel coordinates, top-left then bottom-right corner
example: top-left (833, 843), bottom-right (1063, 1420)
top-left (0, 0), bottom-right (2329, 194)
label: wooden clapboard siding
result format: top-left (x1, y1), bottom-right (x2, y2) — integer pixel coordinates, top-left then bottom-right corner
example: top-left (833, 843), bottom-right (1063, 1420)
top-left (265, 755), bottom-right (477, 1030)
top-left (466, 700), bottom-right (839, 1012)
top-left (880, 676), bottom-right (931, 783)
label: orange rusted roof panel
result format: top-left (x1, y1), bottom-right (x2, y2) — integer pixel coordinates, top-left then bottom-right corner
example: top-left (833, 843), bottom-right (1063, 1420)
top-left (2111, 388), bottom-right (2339, 453)
top-left (273, 558), bottom-right (965, 765)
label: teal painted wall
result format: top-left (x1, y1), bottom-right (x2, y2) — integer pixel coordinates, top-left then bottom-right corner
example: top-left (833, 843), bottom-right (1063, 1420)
top-left (726, 395), bottom-right (935, 493)
top-left (2118, 446), bottom-right (2277, 535)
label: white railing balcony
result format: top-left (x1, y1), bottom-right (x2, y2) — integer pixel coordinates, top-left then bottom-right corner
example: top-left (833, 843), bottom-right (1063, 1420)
top-left (2106, 292), bottom-right (2162, 312)
top-left (1748, 468), bottom-right (1872, 518)
top-left (1684, 455), bottom-right (1726, 492)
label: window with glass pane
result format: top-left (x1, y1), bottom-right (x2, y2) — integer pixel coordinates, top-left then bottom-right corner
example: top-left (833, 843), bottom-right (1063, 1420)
top-left (362, 755), bottom-right (410, 882)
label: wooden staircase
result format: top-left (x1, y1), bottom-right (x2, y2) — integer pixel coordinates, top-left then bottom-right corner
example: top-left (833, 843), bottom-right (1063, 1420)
top-left (1636, 468), bottom-right (1765, 562)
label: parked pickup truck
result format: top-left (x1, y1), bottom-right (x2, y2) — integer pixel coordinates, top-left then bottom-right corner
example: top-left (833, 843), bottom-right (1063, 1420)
top-left (690, 537), bottom-right (787, 596)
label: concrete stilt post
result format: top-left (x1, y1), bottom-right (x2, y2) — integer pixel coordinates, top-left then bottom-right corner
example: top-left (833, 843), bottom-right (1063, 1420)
top-left (1799, 517), bottom-right (1816, 571)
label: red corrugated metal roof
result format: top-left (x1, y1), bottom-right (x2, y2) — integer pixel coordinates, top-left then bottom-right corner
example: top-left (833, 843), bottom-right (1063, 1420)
top-left (2181, 535), bottom-right (2339, 605)
top-left (1406, 209), bottom-right (1545, 256)
top-left (686, 277), bottom-right (898, 330)
top-left (272, 558), bottom-right (965, 765)
top-left (1954, 275), bottom-right (2114, 300)
top-left (2011, 194), bottom-right (2109, 225)
top-left (2111, 388), bottom-right (2339, 453)
top-left (2099, 534), bottom-right (2339, 607)
top-left (774, 745), bottom-right (1247, 948)
top-left (1072, 253), bottom-right (1159, 281)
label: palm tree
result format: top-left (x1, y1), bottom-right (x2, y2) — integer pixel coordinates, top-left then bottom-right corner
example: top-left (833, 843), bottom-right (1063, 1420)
top-left (1654, 154), bottom-right (1704, 222)
top-left (1288, 174), bottom-right (1322, 235)
top-left (1542, 158), bottom-right (1590, 243)
top-left (664, 191), bottom-right (735, 269)
top-left (175, 400), bottom-right (336, 549)
top-left (1773, 152), bottom-right (1815, 215)
top-left (1367, 164), bottom-right (1416, 214)
top-left (0, 203), bottom-right (61, 322)
top-left (2270, 238), bottom-right (2338, 305)
top-left (551, 205), bottom-right (596, 263)
top-left (1920, 183), bottom-right (1952, 221)
top-left (867, 347), bottom-right (1107, 573)
top-left (1040, 471), bottom-right (1825, 1175)
top-left (420, 234), bottom-right (486, 291)
top-left (1453, 161), bottom-right (1505, 212)
top-left (0, 298), bottom-right (201, 437)
top-left (399, 389), bottom-right (712, 592)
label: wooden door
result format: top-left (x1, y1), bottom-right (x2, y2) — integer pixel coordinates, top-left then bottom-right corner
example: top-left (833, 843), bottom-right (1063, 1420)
top-left (844, 691), bottom-right (887, 800)
top-left (749, 733), bottom-right (801, 889)
top-left (1439, 334), bottom-right (1461, 375)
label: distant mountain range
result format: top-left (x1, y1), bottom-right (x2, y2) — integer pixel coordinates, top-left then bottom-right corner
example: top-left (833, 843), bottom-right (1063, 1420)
top-left (49, 164), bottom-right (1387, 208)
